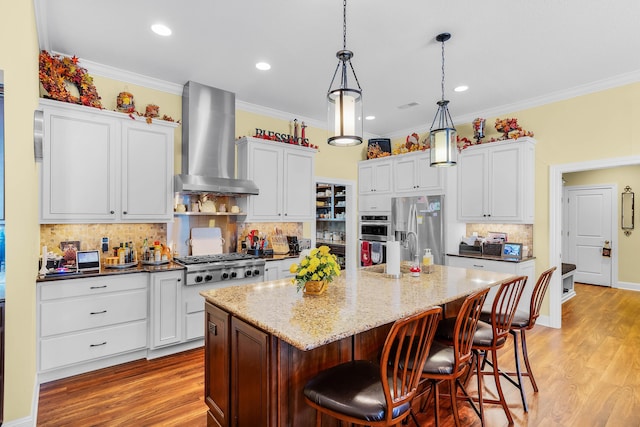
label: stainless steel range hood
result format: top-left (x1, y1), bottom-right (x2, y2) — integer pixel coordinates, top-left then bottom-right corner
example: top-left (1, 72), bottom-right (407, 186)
top-left (175, 81), bottom-right (259, 195)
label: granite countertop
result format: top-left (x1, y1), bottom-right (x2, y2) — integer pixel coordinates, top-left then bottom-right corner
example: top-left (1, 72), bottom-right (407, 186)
top-left (36, 261), bottom-right (185, 282)
top-left (200, 264), bottom-right (516, 351)
top-left (447, 253), bottom-right (536, 263)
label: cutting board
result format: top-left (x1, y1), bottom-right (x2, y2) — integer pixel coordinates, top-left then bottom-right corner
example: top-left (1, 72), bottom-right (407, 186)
top-left (190, 227), bottom-right (224, 256)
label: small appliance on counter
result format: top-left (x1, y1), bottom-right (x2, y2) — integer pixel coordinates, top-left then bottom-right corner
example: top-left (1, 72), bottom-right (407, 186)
top-left (286, 236), bottom-right (300, 255)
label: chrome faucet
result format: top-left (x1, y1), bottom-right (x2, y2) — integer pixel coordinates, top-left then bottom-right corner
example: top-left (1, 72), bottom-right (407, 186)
top-left (404, 231), bottom-right (418, 261)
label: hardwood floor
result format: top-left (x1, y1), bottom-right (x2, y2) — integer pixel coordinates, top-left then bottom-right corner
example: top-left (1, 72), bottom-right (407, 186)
top-left (37, 348), bottom-right (207, 427)
top-left (37, 283), bottom-right (640, 426)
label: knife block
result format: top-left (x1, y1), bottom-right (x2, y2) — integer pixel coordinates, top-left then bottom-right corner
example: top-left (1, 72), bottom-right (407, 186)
top-left (270, 234), bottom-right (290, 255)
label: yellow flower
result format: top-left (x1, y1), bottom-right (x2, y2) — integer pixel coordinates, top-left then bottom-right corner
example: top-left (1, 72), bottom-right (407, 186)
top-left (290, 246), bottom-right (341, 292)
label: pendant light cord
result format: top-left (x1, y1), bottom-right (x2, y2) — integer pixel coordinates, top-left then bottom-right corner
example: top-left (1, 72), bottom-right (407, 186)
top-left (440, 38), bottom-right (446, 102)
top-left (343, 0), bottom-right (347, 50)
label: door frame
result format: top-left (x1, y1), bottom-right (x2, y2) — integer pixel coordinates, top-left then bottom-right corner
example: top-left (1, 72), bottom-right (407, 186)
top-left (549, 155), bottom-right (640, 328)
top-left (314, 176), bottom-right (358, 273)
top-left (562, 184), bottom-right (617, 287)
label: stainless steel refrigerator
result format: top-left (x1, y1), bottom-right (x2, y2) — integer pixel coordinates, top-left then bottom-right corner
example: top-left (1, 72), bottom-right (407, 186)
top-left (391, 195), bottom-right (445, 265)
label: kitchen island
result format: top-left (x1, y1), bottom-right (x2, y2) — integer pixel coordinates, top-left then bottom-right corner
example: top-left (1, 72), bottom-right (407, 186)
top-left (200, 264), bottom-right (516, 426)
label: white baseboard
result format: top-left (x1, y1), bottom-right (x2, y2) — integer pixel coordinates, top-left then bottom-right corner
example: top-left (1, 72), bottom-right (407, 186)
top-left (615, 281), bottom-right (640, 291)
top-left (3, 377), bottom-right (38, 427)
top-left (3, 416), bottom-right (35, 427)
top-left (147, 339), bottom-right (203, 360)
top-left (536, 314), bottom-right (552, 328)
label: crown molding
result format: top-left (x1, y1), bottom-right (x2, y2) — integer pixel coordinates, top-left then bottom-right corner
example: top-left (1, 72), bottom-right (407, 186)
top-left (47, 53), bottom-right (639, 142)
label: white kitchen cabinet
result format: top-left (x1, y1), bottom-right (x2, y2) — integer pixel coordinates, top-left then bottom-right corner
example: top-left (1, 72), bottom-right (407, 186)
top-left (457, 138), bottom-right (535, 223)
top-left (446, 255), bottom-right (535, 312)
top-left (37, 273), bottom-right (148, 382)
top-left (39, 99), bottom-right (177, 223)
top-left (265, 259), bottom-right (296, 281)
top-left (149, 270), bottom-right (183, 349)
top-left (236, 137), bottom-right (316, 222)
top-left (120, 119), bottom-right (174, 221)
top-left (358, 157), bottom-right (393, 213)
top-left (359, 157), bottom-right (393, 194)
top-left (393, 150), bottom-right (444, 194)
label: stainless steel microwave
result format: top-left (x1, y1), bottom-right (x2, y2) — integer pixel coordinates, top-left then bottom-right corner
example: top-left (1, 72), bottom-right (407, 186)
top-left (360, 215), bottom-right (392, 242)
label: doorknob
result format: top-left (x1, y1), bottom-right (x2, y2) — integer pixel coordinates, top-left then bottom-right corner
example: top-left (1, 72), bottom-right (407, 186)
top-left (602, 240), bottom-right (611, 257)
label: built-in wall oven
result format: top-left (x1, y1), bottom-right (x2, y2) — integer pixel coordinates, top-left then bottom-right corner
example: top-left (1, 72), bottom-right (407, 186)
top-left (360, 215), bottom-right (391, 266)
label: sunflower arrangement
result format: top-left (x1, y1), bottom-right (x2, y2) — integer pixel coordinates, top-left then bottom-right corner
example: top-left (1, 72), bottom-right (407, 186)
top-left (289, 245), bottom-right (341, 292)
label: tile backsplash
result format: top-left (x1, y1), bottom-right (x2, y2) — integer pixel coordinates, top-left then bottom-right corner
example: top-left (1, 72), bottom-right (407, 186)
top-left (465, 224), bottom-right (533, 256)
top-left (40, 223), bottom-right (167, 255)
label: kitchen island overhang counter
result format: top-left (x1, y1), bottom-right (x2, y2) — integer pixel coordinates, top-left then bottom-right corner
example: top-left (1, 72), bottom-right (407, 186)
top-left (201, 264), bottom-right (515, 351)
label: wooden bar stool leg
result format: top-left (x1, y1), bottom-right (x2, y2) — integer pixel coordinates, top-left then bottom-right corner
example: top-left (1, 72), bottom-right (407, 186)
top-left (448, 378), bottom-right (462, 427)
top-left (475, 350), bottom-right (486, 427)
top-left (521, 329), bottom-right (538, 392)
top-left (489, 348), bottom-right (514, 425)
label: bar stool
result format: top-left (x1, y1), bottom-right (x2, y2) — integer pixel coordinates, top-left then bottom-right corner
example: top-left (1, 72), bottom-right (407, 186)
top-left (303, 306), bottom-right (442, 426)
top-left (416, 287), bottom-right (490, 427)
top-left (504, 266), bottom-right (556, 411)
top-left (471, 276), bottom-right (527, 425)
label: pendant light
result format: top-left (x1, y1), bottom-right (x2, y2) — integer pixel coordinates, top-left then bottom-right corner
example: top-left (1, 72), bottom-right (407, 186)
top-left (429, 32), bottom-right (457, 167)
top-left (327, 0), bottom-right (363, 146)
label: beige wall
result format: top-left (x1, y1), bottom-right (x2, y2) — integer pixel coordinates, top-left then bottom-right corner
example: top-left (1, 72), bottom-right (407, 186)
top-left (564, 166), bottom-right (640, 283)
top-left (4, 3), bottom-right (640, 421)
top-left (1, 0), bottom-right (40, 422)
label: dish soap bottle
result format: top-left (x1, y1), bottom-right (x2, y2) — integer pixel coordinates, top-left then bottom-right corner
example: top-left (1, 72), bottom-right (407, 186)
top-left (422, 248), bottom-right (434, 274)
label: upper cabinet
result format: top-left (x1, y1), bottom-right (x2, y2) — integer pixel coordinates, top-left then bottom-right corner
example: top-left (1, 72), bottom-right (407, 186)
top-left (236, 137), bottom-right (316, 222)
top-left (38, 99), bottom-right (177, 223)
top-left (457, 137), bottom-right (535, 223)
top-left (358, 157), bottom-right (392, 194)
top-left (358, 157), bottom-right (393, 213)
top-left (393, 150), bottom-right (444, 195)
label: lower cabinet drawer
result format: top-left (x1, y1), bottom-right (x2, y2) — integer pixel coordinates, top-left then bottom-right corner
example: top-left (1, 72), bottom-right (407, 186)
top-left (40, 320), bottom-right (147, 371)
top-left (185, 311), bottom-right (204, 341)
top-left (40, 290), bottom-right (147, 337)
top-left (40, 274), bottom-right (147, 300)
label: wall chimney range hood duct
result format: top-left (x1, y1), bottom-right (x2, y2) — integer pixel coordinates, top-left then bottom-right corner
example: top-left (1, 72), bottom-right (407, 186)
top-left (175, 81), bottom-right (259, 195)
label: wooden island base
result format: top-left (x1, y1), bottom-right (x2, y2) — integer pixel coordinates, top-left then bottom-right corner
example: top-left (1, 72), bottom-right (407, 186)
top-left (201, 265), bottom-right (516, 426)
top-left (205, 302), bottom-right (393, 426)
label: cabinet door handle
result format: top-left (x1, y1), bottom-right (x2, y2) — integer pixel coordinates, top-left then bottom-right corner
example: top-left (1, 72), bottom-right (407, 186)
top-left (110, 210), bottom-right (115, 214)
top-left (473, 264), bottom-right (485, 268)
top-left (177, 278), bottom-right (181, 282)
top-left (90, 310), bottom-right (107, 315)
top-left (90, 285), bottom-right (107, 289)
top-left (123, 211), bottom-right (127, 215)
top-left (90, 342), bottom-right (107, 347)
top-left (208, 321), bottom-right (218, 336)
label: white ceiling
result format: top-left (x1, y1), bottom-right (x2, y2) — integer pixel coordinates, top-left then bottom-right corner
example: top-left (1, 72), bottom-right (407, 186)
top-left (35, 0), bottom-right (640, 138)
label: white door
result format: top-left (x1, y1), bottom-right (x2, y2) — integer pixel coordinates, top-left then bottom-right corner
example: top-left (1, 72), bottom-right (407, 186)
top-left (566, 186), bottom-right (613, 286)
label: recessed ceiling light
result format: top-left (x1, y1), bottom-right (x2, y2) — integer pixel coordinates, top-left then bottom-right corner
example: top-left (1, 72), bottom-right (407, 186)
top-left (454, 85), bottom-right (469, 92)
top-left (256, 62), bottom-right (271, 71)
top-left (151, 24), bottom-right (172, 36)
top-left (365, 115), bottom-right (375, 120)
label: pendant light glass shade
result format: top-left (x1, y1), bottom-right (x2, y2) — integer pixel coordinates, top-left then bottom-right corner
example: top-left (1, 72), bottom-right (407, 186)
top-left (430, 100), bottom-right (457, 166)
top-left (327, 1), bottom-right (363, 146)
top-left (430, 33), bottom-right (457, 167)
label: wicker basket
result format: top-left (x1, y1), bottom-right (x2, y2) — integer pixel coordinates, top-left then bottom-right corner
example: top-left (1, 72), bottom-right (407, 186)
top-left (303, 280), bottom-right (327, 296)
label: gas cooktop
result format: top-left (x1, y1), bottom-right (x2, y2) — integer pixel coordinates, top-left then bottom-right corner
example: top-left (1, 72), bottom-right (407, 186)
top-left (173, 253), bottom-right (260, 265)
